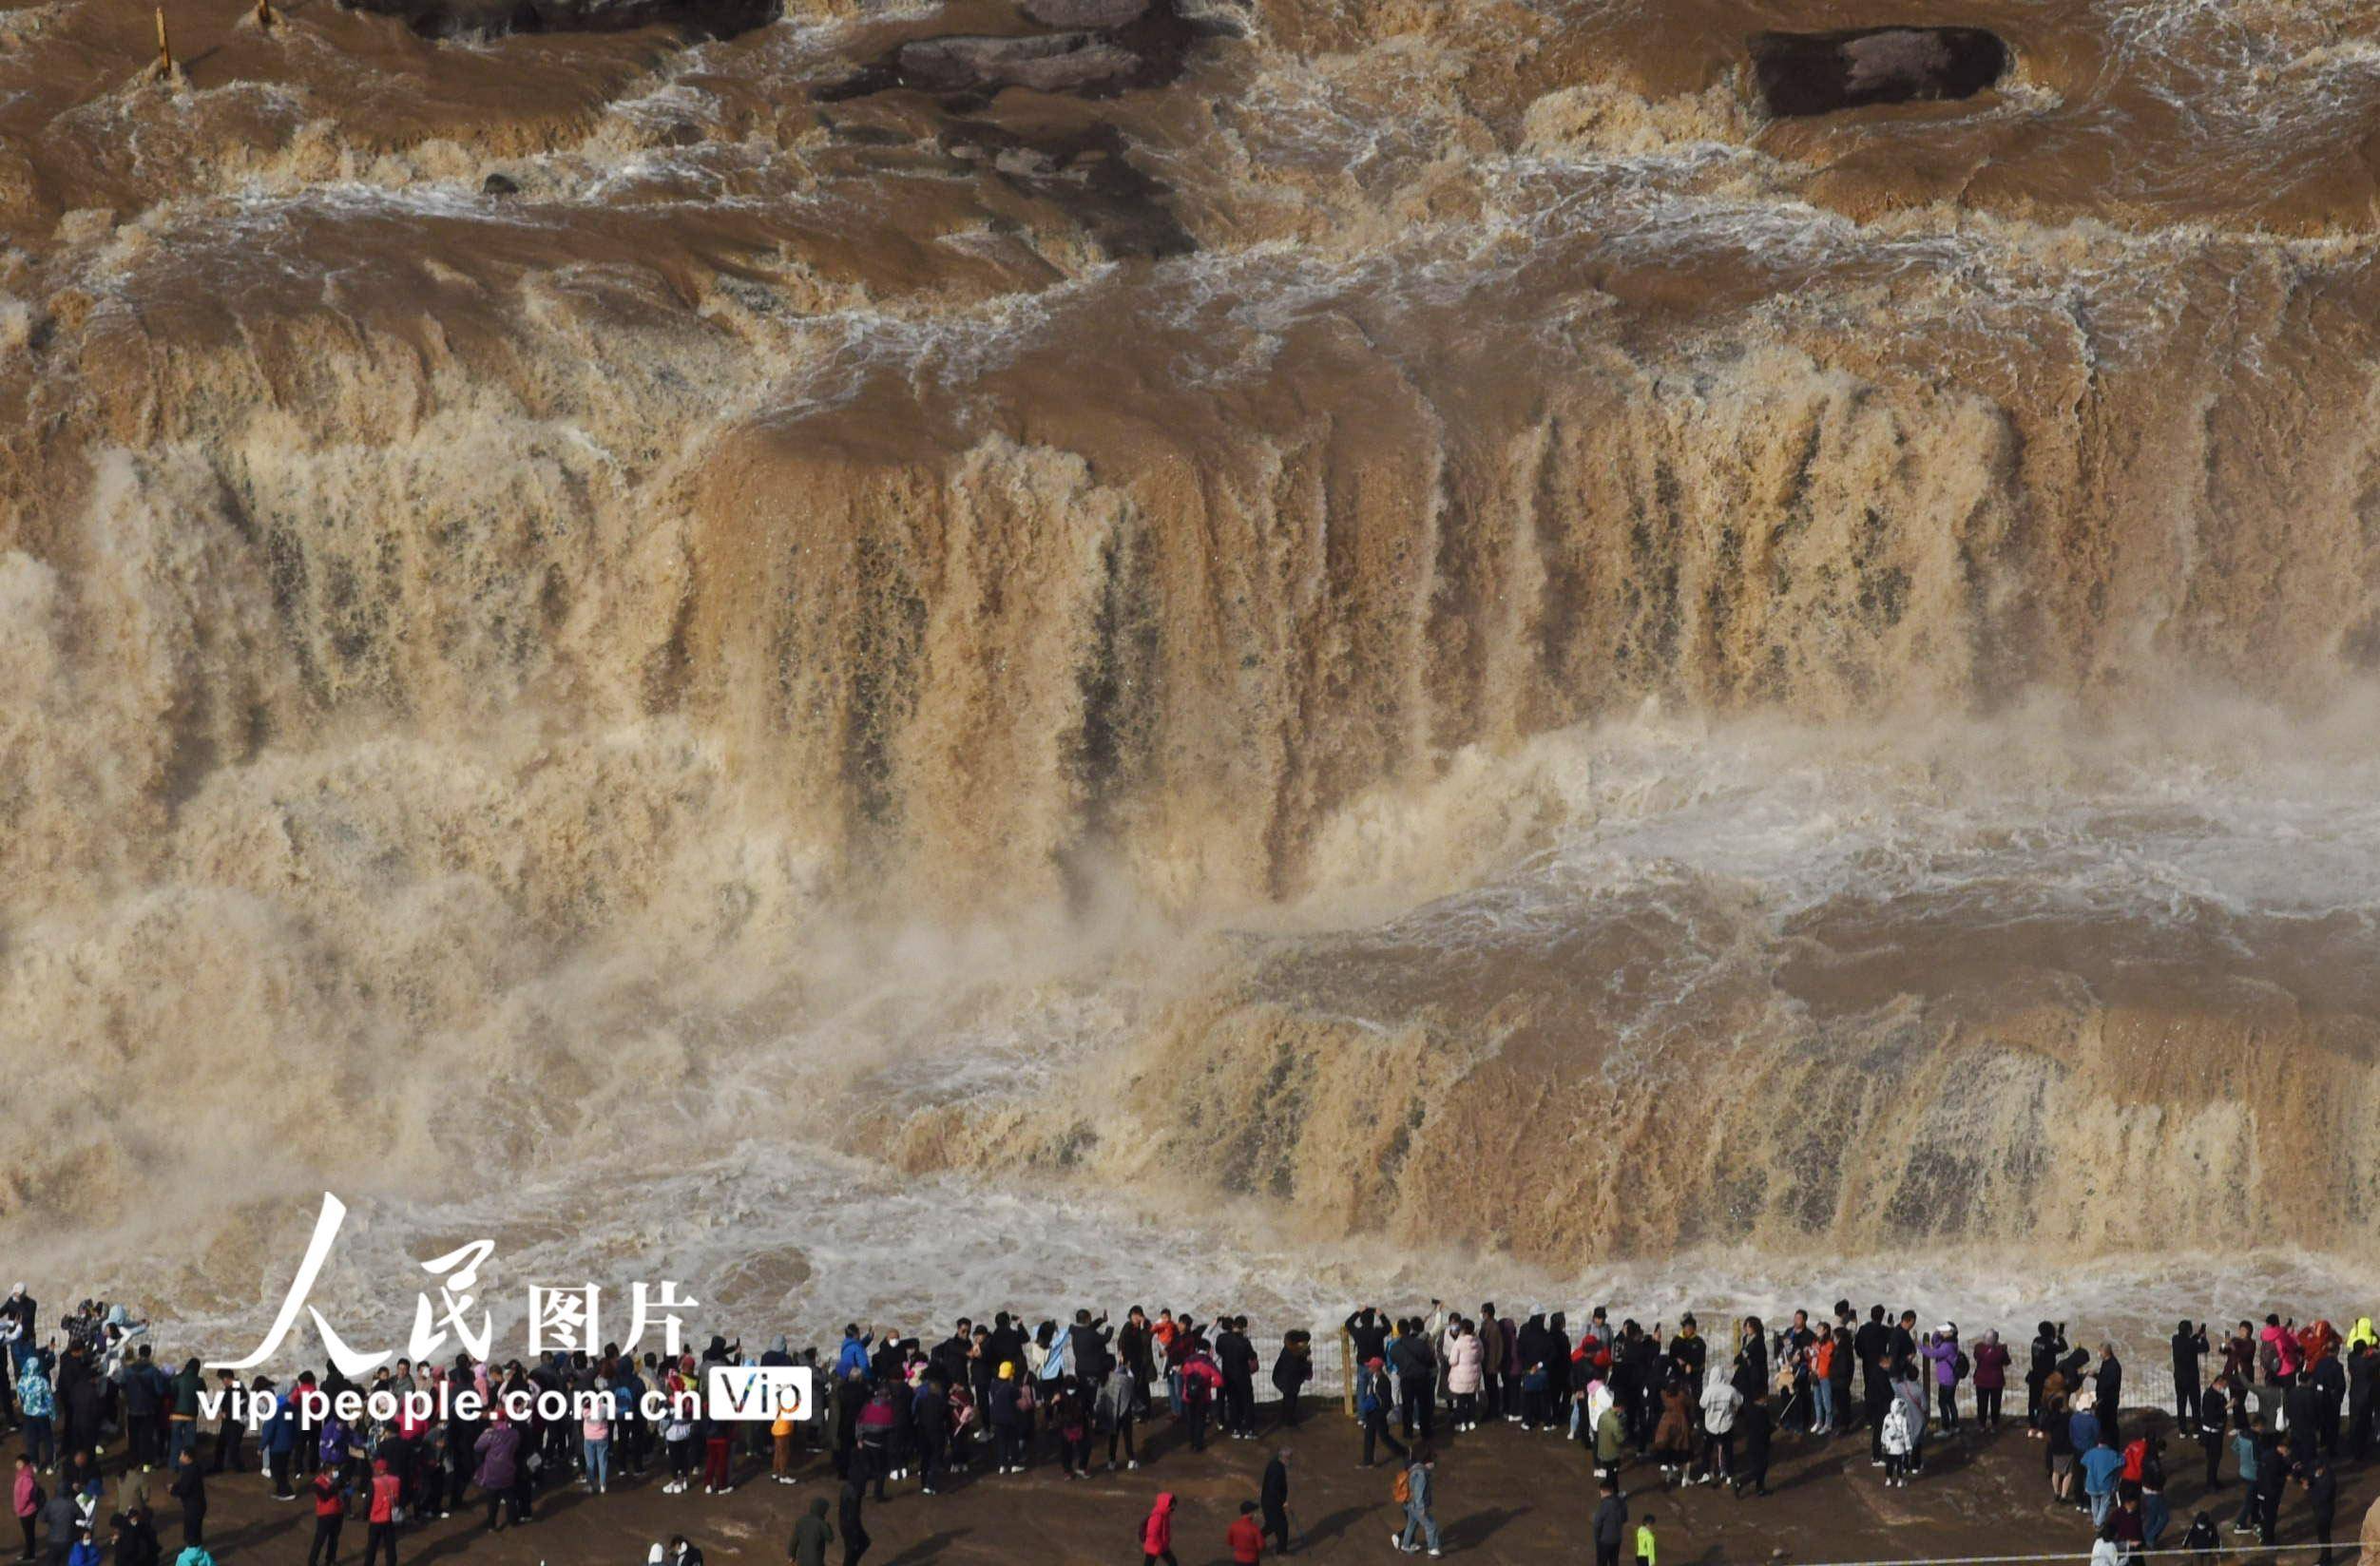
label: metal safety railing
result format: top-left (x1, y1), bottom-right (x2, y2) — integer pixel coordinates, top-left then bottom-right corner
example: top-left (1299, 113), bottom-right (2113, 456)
top-left (1218, 1329), bottom-right (2208, 1417)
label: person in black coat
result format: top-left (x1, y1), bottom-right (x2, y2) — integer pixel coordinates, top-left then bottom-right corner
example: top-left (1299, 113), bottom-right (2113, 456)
top-left (2094, 1347), bottom-right (2124, 1446)
top-left (167, 1450), bottom-right (206, 1547)
top-left (2198, 1380), bottom-right (2230, 1488)
top-left (1545, 1315), bottom-right (1573, 1393)
top-left (108, 1507), bottom-right (163, 1566)
top-left (2348, 1343), bottom-right (2376, 1461)
top-left (1858, 1308), bottom-right (1892, 1455)
top-left (2310, 1352), bottom-right (2346, 1458)
top-left (2304, 1455), bottom-right (2339, 1566)
top-left (836, 1474), bottom-right (871, 1566)
top-left (2027, 1322), bottom-right (2067, 1427)
top-left (1260, 1448), bottom-right (1292, 1554)
top-left (2172, 1322), bottom-right (2210, 1429)
top-left (1344, 1310), bottom-right (1389, 1368)
top-left (1591, 1477), bottom-right (1627, 1566)
top-left (1734, 1391), bottom-right (1774, 1498)
top-left (1215, 1319), bottom-right (1257, 1441)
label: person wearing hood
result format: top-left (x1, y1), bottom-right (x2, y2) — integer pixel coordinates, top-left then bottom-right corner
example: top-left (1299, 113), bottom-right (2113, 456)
top-left (1142, 1492), bottom-right (1178, 1566)
top-left (1697, 1371), bottom-right (1739, 1486)
top-left (1513, 1314), bottom-right (1547, 1417)
top-left (788, 1497), bottom-right (833, 1566)
top-left (2259, 1316), bottom-right (2299, 1387)
top-left (18, 1355), bottom-right (54, 1475)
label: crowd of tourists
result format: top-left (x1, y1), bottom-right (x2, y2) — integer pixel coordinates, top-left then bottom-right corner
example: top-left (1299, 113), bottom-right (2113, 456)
top-left (0, 1284), bottom-right (2367, 1566)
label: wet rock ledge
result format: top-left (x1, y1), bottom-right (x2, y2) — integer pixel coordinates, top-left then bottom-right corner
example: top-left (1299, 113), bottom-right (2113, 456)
top-left (1750, 27), bottom-right (2011, 116)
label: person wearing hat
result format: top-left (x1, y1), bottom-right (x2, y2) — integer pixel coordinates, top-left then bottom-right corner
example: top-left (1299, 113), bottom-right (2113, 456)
top-left (1227, 1500), bottom-right (1264, 1565)
top-left (1357, 1357), bottom-right (1404, 1469)
top-left (985, 1363), bottom-right (1024, 1475)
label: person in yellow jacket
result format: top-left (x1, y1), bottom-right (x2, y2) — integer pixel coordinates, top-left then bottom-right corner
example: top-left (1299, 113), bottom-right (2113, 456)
top-left (1634, 1512), bottom-right (1658, 1566)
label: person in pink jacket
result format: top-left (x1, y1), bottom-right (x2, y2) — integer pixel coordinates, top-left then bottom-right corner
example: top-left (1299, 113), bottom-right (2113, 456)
top-left (1447, 1325), bottom-right (1485, 1433)
top-left (12, 1454), bottom-right (38, 1562)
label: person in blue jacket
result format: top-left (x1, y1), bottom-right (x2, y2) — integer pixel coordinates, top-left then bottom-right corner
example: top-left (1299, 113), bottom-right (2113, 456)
top-left (261, 1380), bottom-right (299, 1500)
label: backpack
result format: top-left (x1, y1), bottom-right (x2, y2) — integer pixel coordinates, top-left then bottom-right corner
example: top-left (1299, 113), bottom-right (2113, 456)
top-left (1954, 1351), bottom-right (1970, 1381)
top-left (1012, 1381), bottom-right (1035, 1416)
top-left (1392, 1466), bottom-right (1411, 1505)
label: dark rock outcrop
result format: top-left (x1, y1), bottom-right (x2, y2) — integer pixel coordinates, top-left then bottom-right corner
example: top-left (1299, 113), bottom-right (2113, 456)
top-left (1022, 0), bottom-right (1149, 27)
top-left (943, 118), bottom-right (1195, 259)
top-left (340, 0), bottom-right (775, 41)
top-left (818, 0), bottom-right (1208, 105)
top-left (1749, 27), bottom-right (2010, 117)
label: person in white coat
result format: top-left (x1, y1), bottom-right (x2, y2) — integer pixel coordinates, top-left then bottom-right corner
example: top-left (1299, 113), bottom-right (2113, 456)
top-left (1699, 1374), bottom-right (1742, 1485)
top-left (1447, 1325), bottom-right (1485, 1432)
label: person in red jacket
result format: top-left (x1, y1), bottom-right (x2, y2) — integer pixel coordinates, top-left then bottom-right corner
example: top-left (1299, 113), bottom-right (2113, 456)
top-left (1227, 1500), bottom-right (1264, 1565)
top-left (1971, 1330), bottom-right (2012, 1430)
top-left (362, 1457), bottom-right (400, 1566)
top-left (307, 1464), bottom-right (345, 1566)
top-left (1141, 1492), bottom-right (1178, 1566)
